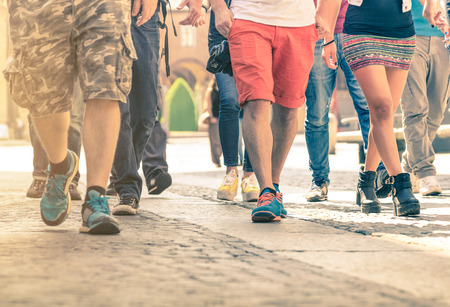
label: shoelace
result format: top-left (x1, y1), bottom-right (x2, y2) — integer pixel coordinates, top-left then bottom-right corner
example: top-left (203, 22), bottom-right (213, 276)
top-left (420, 176), bottom-right (439, 187)
top-left (223, 172), bottom-right (238, 186)
top-left (119, 195), bottom-right (135, 206)
top-left (257, 192), bottom-right (275, 207)
top-left (86, 196), bottom-right (110, 214)
top-left (43, 175), bottom-right (65, 198)
top-left (244, 176), bottom-right (258, 188)
top-left (276, 192), bottom-right (283, 203)
top-left (33, 180), bottom-right (46, 190)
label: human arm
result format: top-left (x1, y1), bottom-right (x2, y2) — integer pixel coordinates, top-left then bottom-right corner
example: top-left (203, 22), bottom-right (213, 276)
top-left (315, 0), bottom-right (341, 39)
top-left (421, 0), bottom-right (448, 27)
top-left (178, 0), bottom-right (203, 26)
top-left (209, 0), bottom-right (234, 38)
top-left (419, 0), bottom-right (449, 46)
top-left (321, 39), bottom-right (338, 70)
top-left (316, 0), bottom-right (341, 69)
top-left (132, 0), bottom-right (159, 27)
top-left (193, 0), bottom-right (210, 27)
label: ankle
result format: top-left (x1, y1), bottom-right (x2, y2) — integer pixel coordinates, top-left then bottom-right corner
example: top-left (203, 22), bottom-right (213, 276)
top-left (50, 153), bottom-right (70, 175)
top-left (242, 171), bottom-right (253, 179)
top-left (226, 166), bottom-right (238, 174)
top-left (260, 187), bottom-right (276, 197)
top-left (86, 186), bottom-right (106, 201)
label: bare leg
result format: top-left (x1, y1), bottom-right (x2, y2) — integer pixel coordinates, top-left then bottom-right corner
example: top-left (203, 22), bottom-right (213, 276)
top-left (32, 112), bottom-right (70, 164)
top-left (353, 65), bottom-right (404, 176)
top-left (242, 99), bottom-right (273, 190)
top-left (83, 99), bottom-right (120, 188)
top-left (271, 103), bottom-right (298, 184)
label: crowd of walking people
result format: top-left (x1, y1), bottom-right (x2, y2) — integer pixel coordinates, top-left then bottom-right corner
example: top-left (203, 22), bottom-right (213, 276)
top-left (3, 0), bottom-right (449, 233)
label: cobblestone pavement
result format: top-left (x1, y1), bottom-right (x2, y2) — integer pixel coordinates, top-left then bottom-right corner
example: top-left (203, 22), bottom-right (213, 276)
top-left (0, 136), bottom-right (449, 306)
top-left (0, 182), bottom-right (437, 307)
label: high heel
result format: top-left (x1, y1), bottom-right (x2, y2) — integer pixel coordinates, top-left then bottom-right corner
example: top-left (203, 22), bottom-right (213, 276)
top-left (356, 166), bottom-right (381, 214)
top-left (392, 173), bottom-right (420, 216)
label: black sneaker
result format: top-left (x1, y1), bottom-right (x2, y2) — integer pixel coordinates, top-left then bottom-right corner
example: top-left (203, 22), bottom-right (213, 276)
top-left (26, 178), bottom-right (46, 198)
top-left (375, 168), bottom-right (393, 198)
top-left (69, 183), bottom-right (82, 200)
top-left (106, 182), bottom-right (117, 196)
top-left (112, 194), bottom-right (139, 215)
top-left (147, 169), bottom-right (172, 195)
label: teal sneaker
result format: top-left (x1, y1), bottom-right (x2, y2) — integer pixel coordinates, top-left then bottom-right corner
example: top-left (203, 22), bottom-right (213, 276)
top-left (274, 185), bottom-right (287, 219)
top-left (251, 190), bottom-right (282, 222)
top-left (80, 190), bottom-right (121, 234)
top-left (40, 150), bottom-right (79, 226)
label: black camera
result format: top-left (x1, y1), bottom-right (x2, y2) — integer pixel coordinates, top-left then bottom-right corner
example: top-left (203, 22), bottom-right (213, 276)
top-left (206, 40), bottom-right (233, 77)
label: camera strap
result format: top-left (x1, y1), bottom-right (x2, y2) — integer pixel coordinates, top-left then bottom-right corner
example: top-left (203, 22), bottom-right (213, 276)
top-left (157, 0), bottom-right (178, 77)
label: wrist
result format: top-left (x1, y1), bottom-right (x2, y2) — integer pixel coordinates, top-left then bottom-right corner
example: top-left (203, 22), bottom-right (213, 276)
top-left (322, 39), bottom-right (335, 48)
top-left (211, 0), bottom-right (228, 12)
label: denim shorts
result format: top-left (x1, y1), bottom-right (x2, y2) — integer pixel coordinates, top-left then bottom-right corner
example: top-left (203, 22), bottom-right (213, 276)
top-left (4, 0), bottom-right (137, 117)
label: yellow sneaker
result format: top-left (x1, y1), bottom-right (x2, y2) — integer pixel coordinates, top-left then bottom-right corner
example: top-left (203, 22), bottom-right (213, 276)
top-left (241, 173), bottom-right (259, 202)
top-left (217, 169), bottom-right (238, 201)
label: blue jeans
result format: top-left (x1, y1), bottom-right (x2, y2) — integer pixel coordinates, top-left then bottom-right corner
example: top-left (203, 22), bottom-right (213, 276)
top-left (29, 81), bottom-right (85, 185)
top-left (305, 33), bottom-right (370, 183)
top-left (111, 5), bottom-right (160, 200)
top-left (142, 119), bottom-right (169, 188)
top-left (214, 72), bottom-right (253, 172)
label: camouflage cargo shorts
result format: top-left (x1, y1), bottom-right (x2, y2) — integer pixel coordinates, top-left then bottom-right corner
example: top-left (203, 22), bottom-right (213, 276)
top-left (3, 0), bottom-right (137, 117)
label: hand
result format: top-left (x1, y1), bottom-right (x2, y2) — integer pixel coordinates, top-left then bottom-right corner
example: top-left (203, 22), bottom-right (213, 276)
top-left (132, 0), bottom-right (158, 27)
top-left (422, 0), bottom-right (446, 27)
top-left (321, 41), bottom-right (338, 70)
top-left (315, 12), bottom-right (332, 40)
top-left (437, 16), bottom-right (450, 36)
top-left (214, 6), bottom-right (234, 38)
top-left (178, 0), bottom-right (203, 26)
top-left (193, 6), bottom-right (207, 27)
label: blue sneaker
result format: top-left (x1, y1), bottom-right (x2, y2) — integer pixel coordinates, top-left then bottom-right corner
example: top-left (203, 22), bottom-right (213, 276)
top-left (274, 185), bottom-right (287, 219)
top-left (40, 150), bottom-right (79, 226)
top-left (251, 190), bottom-right (282, 222)
top-left (79, 190), bottom-right (121, 234)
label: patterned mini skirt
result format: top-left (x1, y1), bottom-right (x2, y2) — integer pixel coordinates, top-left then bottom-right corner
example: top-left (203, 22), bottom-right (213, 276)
top-left (342, 34), bottom-right (416, 72)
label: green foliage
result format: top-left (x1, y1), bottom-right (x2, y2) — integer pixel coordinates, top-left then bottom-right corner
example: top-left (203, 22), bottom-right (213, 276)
top-left (166, 78), bottom-right (198, 131)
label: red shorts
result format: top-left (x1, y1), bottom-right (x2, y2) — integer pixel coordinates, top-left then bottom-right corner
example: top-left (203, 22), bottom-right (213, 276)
top-left (228, 19), bottom-right (317, 108)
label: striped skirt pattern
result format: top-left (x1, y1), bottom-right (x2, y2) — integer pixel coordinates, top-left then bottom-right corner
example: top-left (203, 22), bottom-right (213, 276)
top-left (342, 34), bottom-right (416, 72)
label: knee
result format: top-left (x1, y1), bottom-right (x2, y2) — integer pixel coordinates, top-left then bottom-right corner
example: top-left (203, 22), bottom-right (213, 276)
top-left (219, 92), bottom-right (240, 114)
top-left (370, 98), bottom-right (393, 123)
top-left (276, 107), bottom-right (298, 125)
top-left (306, 112), bottom-right (328, 128)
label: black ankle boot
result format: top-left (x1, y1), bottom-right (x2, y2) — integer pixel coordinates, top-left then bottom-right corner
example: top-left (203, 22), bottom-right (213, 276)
top-left (356, 166), bottom-right (381, 214)
top-left (392, 173), bottom-right (420, 216)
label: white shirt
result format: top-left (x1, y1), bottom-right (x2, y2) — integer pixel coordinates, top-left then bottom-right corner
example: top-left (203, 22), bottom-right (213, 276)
top-left (230, 0), bottom-right (316, 27)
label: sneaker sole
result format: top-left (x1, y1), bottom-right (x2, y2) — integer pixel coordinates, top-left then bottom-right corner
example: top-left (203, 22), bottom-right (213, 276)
top-left (217, 190), bottom-right (237, 201)
top-left (79, 219), bottom-right (121, 234)
top-left (111, 205), bottom-right (138, 216)
top-left (148, 174), bottom-right (172, 195)
top-left (40, 151), bottom-right (79, 226)
top-left (420, 189), bottom-right (442, 196)
top-left (242, 191), bottom-right (259, 202)
top-left (26, 191), bottom-right (43, 198)
top-left (251, 211), bottom-right (281, 223)
top-left (69, 190), bottom-right (82, 201)
top-left (305, 195), bottom-right (327, 202)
